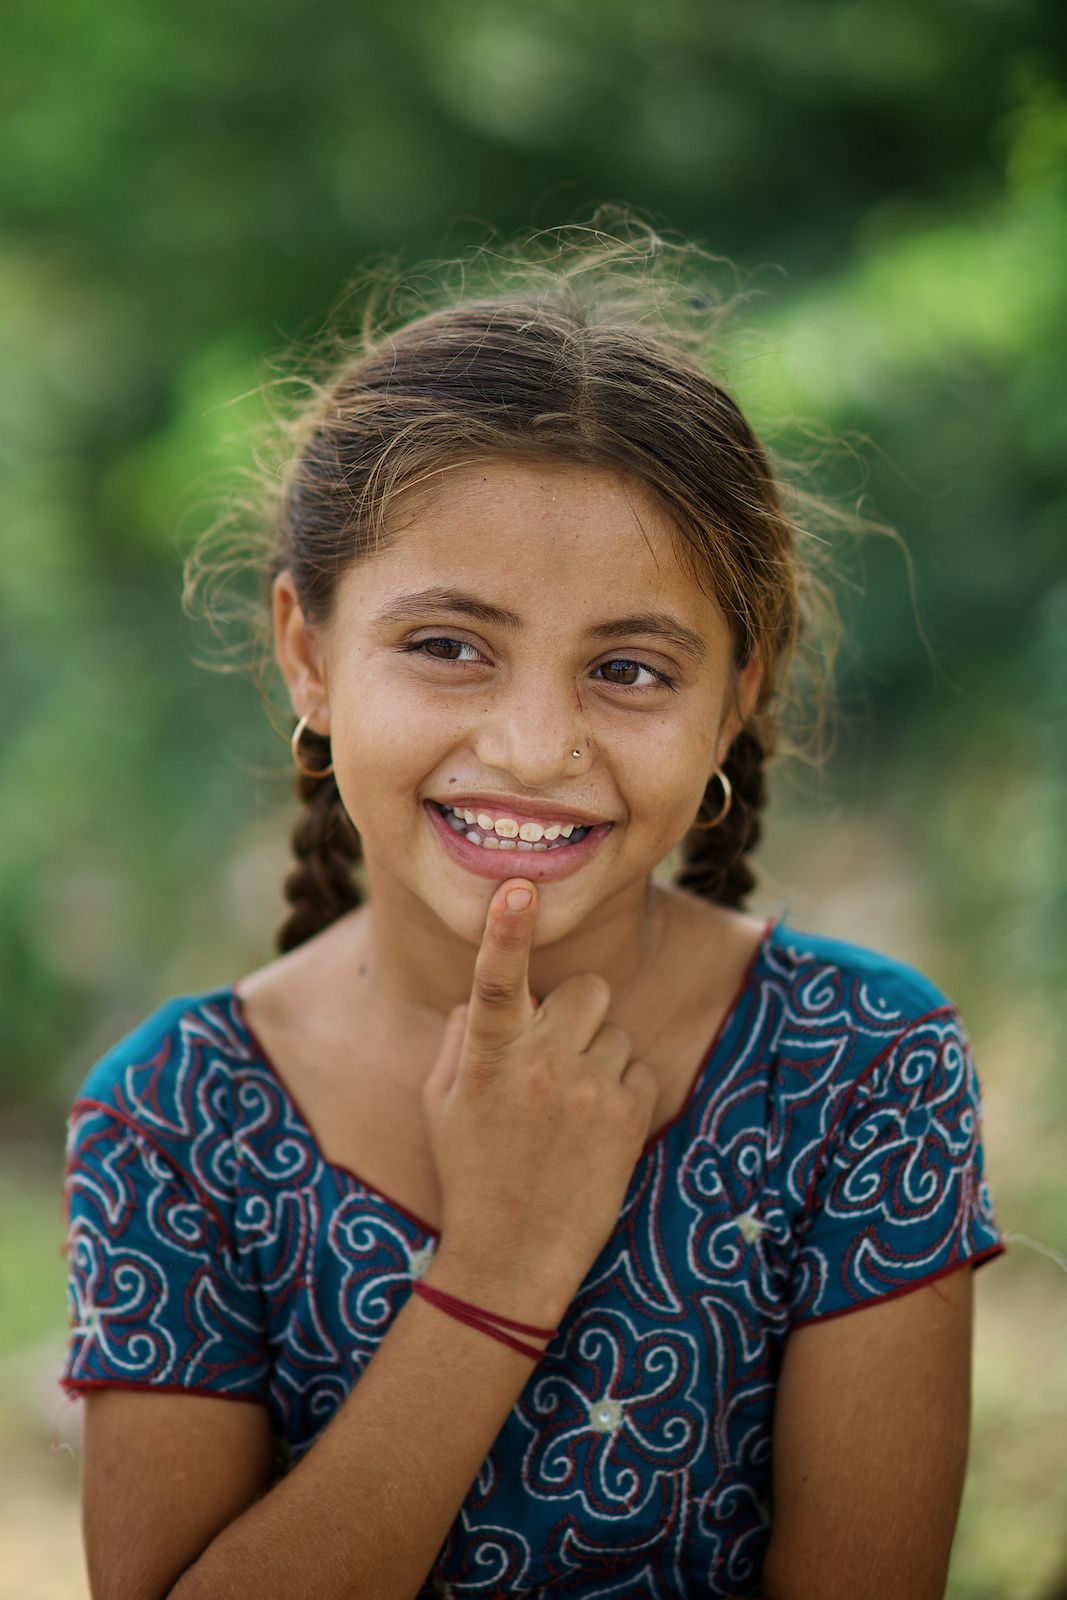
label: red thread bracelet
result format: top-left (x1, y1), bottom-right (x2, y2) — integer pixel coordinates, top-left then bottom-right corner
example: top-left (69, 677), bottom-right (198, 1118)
top-left (417, 1296), bottom-right (545, 1361)
top-left (414, 1282), bottom-right (556, 1336)
top-left (411, 1281), bottom-right (557, 1362)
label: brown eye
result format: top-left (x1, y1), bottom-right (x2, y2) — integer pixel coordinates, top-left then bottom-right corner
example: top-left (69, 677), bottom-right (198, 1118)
top-left (403, 637), bottom-right (483, 663)
top-left (595, 658), bottom-right (676, 693)
top-left (600, 659), bottom-right (642, 686)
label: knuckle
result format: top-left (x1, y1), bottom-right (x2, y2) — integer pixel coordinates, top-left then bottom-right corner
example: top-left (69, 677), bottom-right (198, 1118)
top-left (628, 1058), bottom-right (657, 1094)
top-left (473, 972), bottom-right (514, 1009)
top-left (620, 1079), bottom-right (651, 1126)
top-left (575, 971), bottom-right (611, 1007)
top-left (634, 1061), bottom-right (660, 1109)
top-left (463, 1045), bottom-right (505, 1085)
top-left (517, 1053), bottom-right (556, 1101)
top-left (569, 1074), bottom-right (603, 1113)
top-left (525, 1038), bottom-right (556, 1072)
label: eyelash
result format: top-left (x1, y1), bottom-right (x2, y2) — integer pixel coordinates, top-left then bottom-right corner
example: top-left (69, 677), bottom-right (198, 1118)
top-left (400, 636), bottom-right (679, 695)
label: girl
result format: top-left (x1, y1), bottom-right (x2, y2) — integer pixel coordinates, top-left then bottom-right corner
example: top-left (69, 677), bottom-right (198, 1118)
top-left (59, 226), bottom-right (1007, 1600)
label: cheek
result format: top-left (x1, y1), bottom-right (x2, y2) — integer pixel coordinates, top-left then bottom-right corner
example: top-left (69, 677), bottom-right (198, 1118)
top-left (633, 710), bottom-right (717, 824)
top-left (627, 748), bottom-right (708, 838)
top-left (643, 779), bottom-right (704, 847)
top-left (330, 662), bottom-right (434, 751)
top-left (327, 675), bottom-right (460, 818)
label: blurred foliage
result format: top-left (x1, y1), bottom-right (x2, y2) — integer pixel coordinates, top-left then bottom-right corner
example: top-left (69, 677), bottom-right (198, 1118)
top-left (1, 0), bottom-right (1065, 1115)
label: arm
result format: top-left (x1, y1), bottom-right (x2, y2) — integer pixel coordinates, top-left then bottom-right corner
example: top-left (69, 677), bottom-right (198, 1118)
top-left (84, 1249), bottom-right (568, 1600)
top-left (760, 1263), bottom-right (975, 1600)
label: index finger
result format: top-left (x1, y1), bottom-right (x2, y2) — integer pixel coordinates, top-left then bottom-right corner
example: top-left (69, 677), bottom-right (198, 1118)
top-left (465, 878), bottom-right (538, 1054)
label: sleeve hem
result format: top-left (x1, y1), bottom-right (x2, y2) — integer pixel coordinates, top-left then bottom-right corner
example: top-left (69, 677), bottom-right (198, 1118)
top-left (789, 1240), bottom-right (1008, 1329)
top-left (59, 1376), bottom-right (268, 1407)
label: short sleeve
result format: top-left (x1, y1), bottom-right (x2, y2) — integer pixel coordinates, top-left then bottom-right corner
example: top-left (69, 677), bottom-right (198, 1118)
top-left (788, 1007), bottom-right (1007, 1327)
top-left (60, 1101), bottom-right (269, 1402)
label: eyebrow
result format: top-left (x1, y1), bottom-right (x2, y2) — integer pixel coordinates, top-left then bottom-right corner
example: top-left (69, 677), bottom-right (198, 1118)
top-left (370, 586), bottom-right (709, 665)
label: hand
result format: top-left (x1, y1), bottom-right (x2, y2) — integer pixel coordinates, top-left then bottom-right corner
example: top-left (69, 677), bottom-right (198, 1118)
top-left (421, 878), bottom-right (659, 1317)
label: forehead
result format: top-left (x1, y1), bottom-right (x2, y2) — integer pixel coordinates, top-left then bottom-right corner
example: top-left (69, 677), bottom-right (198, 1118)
top-left (388, 455), bottom-right (678, 550)
top-left (334, 455), bottom-right (725, 638)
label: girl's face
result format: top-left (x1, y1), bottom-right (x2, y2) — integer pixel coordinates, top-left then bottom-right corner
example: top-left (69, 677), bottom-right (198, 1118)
top-left (277, 455), bottom-right (761, 951)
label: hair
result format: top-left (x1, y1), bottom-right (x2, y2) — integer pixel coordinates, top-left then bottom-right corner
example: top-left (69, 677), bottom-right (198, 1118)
top-left (185, 215), bottom-right (897, 955)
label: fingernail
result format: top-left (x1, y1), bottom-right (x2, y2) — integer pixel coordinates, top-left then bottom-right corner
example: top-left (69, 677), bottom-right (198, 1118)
top-left (505, 886), bottom-right (532, 911)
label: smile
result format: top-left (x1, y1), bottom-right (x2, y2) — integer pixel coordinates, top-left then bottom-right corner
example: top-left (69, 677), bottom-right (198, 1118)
top-left (425, 800), bottom-right (613, 883)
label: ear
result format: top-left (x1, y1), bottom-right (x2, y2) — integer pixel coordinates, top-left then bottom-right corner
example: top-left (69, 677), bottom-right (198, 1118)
top-left (273, 570), bottom-right (331, 733)
top-left (715, 651), bottom-right (763, 769)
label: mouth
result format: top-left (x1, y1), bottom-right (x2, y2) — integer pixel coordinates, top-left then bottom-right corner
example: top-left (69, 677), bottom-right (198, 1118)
top-left (424, 800), bottom-right (614, 883)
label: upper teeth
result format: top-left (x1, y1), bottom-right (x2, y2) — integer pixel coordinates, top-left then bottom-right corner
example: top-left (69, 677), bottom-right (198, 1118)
top-left (448, 807), bottom-right (579, 841)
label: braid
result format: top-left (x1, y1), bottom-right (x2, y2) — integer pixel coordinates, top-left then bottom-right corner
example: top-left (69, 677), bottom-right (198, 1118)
top-left (277, 728), bottom-right (363, 954)
top-left (675, 725), bottom-right (768, 909)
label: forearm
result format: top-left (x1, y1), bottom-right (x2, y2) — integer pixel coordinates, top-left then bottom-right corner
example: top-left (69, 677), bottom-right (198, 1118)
top-left (168, 1251), bottom-right (566, 1600)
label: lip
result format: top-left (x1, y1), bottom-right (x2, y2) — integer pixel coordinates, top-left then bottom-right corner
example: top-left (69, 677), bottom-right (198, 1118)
top-left (425, 800), bottom-right (614, 883)
top-left (429, 794), bottom-right (609, 827)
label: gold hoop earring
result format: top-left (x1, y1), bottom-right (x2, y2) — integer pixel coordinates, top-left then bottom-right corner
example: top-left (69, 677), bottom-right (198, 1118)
top-left (691, 767), bottom-right (732, 830)
top-left (290, 713), bottom-right (334, 779)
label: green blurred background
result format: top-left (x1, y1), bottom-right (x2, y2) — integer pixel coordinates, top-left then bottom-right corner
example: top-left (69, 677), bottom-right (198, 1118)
top-left (2, 1), bottom-right (1065, 1595)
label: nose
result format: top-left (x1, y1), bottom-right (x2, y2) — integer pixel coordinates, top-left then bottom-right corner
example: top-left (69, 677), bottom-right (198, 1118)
top-left (471, 671), bottom-right (589, 785)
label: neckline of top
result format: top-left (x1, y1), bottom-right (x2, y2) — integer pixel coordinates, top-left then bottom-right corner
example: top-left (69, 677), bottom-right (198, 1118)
top-left (221, 912), bottom-right (784, 1240)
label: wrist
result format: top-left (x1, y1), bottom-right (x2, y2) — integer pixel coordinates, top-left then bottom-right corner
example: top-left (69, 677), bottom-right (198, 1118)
top-left (422, 1247), bottom-right (572, 1334)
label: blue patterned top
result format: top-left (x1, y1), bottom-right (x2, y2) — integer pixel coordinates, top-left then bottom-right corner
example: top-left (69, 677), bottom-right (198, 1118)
top-left (59, 915), bottom-right (1006, 1598)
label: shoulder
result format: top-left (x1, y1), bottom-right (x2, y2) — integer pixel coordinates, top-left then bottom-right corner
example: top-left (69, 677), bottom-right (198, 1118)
top-left (66, 986), bottom-right (259, 1201)
top-left (760, 920), bottom-right (987, 1183)
top-left (765, 918), bottom-right (956, 1026)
